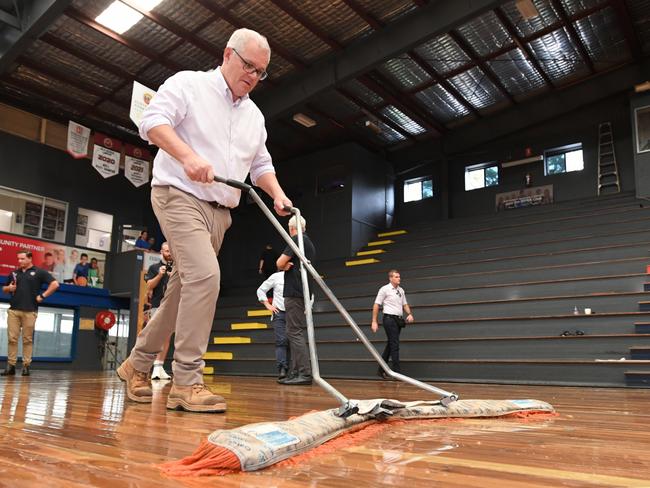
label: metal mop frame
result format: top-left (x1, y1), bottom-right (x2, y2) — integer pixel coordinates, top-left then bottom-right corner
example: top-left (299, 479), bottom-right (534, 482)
top-left (214, 176), bottom-right (459, 417)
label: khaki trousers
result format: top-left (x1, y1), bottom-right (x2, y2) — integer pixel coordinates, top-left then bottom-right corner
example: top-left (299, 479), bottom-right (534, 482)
top-left (130, 186), bottom-right (231, 385)
top-left (7, 309), bottom-right (37, 366)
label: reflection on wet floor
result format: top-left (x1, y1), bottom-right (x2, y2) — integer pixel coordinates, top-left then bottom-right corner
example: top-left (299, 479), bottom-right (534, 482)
top-left (0, 371), bottom-right (649, 487)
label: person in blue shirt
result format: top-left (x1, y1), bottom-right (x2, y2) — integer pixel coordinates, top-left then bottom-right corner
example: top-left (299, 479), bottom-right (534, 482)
top-left (135, 231), bottom-right (150, 249)
top-left (73, 253), bottom-right (90, 286)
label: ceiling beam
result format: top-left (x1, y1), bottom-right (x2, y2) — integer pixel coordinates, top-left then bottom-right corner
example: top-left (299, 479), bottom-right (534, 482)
top-left (408, 50), bottom-right (480, 117)
top-left (337, 87), bottom-right (414, 141)
top-left (340, 0), bottom-right (383, 30)
top-left (406, 1), bottom-right (609, 95)
top-left (0, 0), bottom-right (73, 75)
top-left (120, 0), bottom-right (223, 62)
top-left (1, 76), bottom-right (131, 128)
top-left (395, 57), bottom-right (646, 162)
top-left (549, 0), bottom-right (595, 74)
top-left (64, 6), bottom-right (184, 72)
top-left (493, 7), bottom-right (555, 89)
top-left (448, 30), bottom-right (516, 104)
top-left (609, 0), bottom-right (643, 62)
top-left (192, 0), bottom-right (307, 68)
top-left (257, 0), bottom-right (507, 120)
top-left (268, 0), bottom-right (341, 50)
top-left (359, 73), bottom-right (444, 135)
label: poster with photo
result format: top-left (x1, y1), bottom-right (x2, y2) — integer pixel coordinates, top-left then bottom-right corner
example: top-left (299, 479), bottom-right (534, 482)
top-left (0, 232), bottom-right (106, 288)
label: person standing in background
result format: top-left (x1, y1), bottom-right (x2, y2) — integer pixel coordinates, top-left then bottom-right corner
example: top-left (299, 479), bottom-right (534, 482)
top-left (256, 270), bottom-right (288, 380)
top-left (1, 250), bottom-right (59, 376)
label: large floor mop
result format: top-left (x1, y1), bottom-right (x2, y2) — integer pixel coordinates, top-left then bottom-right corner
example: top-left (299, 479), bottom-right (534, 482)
top-left (160, 176), bottom-right (555, 477)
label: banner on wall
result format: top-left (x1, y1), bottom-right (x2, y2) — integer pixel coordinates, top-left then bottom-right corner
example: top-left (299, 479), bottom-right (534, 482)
top-left (92, 133), bottom-right (122, 179)
top-left (130, 81), bottom-right (157, 127)
top-left (495, 184), bottom-right (554, 211)
top-left (124, 144), bottom-right (150, 188)
top-left (66, 121), bottom-right (91, 159)
top-left (0, 233), bottom-right (107, 288)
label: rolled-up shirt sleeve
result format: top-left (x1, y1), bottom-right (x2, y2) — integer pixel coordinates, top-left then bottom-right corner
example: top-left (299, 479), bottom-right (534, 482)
top-left (256, 275), bottom-right (275, 302)
top-left (139, 71), bottom-right (191, 142)
top-left (249, 124), bottom-right (275, 185)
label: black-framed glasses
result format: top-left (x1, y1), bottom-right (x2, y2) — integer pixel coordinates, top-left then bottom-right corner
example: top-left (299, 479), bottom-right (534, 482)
top-left (232, 48), bottom-right (268, 81)
top-left (395, 289), bottom-right (401, 297)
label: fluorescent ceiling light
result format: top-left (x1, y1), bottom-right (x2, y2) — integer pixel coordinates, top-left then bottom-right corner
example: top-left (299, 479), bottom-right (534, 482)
top-left (95, 0), bottom-right (163, 34)
top-left (293, 113), bottom-right (316, 128)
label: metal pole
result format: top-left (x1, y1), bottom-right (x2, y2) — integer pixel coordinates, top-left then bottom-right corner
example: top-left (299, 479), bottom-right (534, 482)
top-left (213, 176), bottom-right (458, 408)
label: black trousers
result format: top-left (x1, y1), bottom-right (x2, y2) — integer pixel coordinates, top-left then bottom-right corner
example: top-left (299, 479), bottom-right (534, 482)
top-left (381, 315), bottom-right (402, 372)
top-left (284, 297), bottom-right (312, 376)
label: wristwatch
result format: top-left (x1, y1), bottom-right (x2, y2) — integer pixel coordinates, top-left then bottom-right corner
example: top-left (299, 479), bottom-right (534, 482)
top-left (38, 294), bottom-right (45, 300)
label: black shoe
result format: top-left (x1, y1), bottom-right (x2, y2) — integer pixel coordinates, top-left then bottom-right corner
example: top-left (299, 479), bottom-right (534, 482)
top-left (279, 374), bottom-right (312, 385)
top-left (1, 365), bottom-right (16, 376)
top-left (377, 368), bottom-right (389, 380)
top-left (22, 366), bottom-right (30, 376)
top-left (278, 367), bottom-right (288, 380)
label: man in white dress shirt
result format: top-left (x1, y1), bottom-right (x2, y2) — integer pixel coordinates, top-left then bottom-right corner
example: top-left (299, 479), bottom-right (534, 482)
top-left (117, 28), bottom-right (292, 413)
top-left (256, 271), bottom-right (289, 380)
top-left (371, 269), bottom-right (414, 379)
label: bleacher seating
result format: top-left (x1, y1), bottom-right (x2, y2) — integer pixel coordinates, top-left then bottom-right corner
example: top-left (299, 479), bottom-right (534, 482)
top-left (205, 192), bottom-right (650, 387)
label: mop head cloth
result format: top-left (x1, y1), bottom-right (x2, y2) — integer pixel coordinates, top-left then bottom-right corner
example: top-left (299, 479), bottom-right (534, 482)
top-left (159, 398), bottom-right (555, 477)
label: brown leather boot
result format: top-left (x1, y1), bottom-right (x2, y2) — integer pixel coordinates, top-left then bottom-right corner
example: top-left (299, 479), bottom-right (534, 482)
top-left (166, 383), bottom-right (226, 413)
top-left (116, 358), bottom-right (153, 403)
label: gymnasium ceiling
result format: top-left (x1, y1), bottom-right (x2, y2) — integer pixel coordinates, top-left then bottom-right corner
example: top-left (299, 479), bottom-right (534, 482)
top-left (0, 0), bottom-right (648, 163)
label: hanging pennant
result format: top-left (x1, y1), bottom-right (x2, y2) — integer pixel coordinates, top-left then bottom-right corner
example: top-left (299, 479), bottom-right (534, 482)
top-left (66, 121), bottom-right (91, 159)
top-left (124, 144), bottom-right (150, 187)
top-left (91, 133), bottom-right (122, 179)
top-left (130, 80), bottom-right (157, 127)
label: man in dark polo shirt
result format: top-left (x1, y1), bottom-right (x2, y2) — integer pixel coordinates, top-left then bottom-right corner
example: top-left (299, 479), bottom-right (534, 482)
top-left (144, 241), bottom-right (173, 380)
top-left (1, 250), bottom-right (59, 376)
top-left (276, 215), bottom-right (316, 386)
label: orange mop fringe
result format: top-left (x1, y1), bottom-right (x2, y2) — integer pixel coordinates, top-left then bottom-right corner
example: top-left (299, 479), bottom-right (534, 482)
top-left (159, 409), bottom-right (555, 477)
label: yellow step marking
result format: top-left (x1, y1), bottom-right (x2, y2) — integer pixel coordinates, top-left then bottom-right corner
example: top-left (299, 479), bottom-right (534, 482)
top-left (214, 336), bottom-right (251, 344)
top-left (247, 309), bottom-right (272, 317)
top-left (377, 230), bottom-right (407, 237)
top-left (367, 239), bottom-right (394, 246)
top-left (356, 249), bottom-right (385, 256)
top-left (231, 322), bottom-right (268, 330)
top-left (203, 366), bottom-right (214, 375)
top-left (345, 258), bottom-right (380, 267)
top-left (203, 351), bottom-right (233, 360)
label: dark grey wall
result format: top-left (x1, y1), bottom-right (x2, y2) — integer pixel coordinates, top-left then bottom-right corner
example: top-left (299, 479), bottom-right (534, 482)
top-left (392, 92), bottom-right (635, 223)
top-left (0, 131), bottom-right (156, 250)
top-left (219, 143), bottom-right (393, 286)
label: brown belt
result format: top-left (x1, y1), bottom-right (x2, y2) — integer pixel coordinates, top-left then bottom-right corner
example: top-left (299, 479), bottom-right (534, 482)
top-left (207, 201), bottom-right (231, 210)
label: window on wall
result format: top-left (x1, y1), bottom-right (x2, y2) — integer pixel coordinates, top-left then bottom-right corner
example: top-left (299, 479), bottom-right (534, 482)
top-left (0, 304), bottom-right (75, 360)
top-left (403, 177), bottom-right (434, 202)
top-left (75, 208), bottom-right (113, 252)
top-left (545, 143), bottom-right (584, 175)
top-left (0, 186), bottom-right (67, 241)
top-left (465, 163), bottom-right (499, 191)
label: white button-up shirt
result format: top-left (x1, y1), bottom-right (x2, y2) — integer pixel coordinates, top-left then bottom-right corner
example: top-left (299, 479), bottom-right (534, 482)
top-left (374, 283), bottom-right (408, 317)
top-left (256, 271), bottom-right (285, 311)
top-left (139, 67), bottom-right (275, 207)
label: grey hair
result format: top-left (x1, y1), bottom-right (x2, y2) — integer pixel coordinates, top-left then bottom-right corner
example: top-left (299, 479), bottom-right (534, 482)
top-left (227, 28), bottom-right (271, 60)
top-left (288, 215), bottom-right (306, 232)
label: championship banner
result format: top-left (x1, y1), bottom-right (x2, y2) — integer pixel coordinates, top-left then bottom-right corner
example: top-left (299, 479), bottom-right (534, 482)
top-left (130, 80), bottom-right (156, 127)
top-left (92, 133), bottom-right (122, 179)
top-left (0, 233), bottom-right (106, 287)
top-left (66, 121), bottom-right (91, 159)
top-left (124, 144), bottom-right (150, 188)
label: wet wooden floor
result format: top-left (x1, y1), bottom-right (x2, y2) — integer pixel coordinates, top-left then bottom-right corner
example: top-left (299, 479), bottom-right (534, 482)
top-left (0, 371), bottom-right (649, 487)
